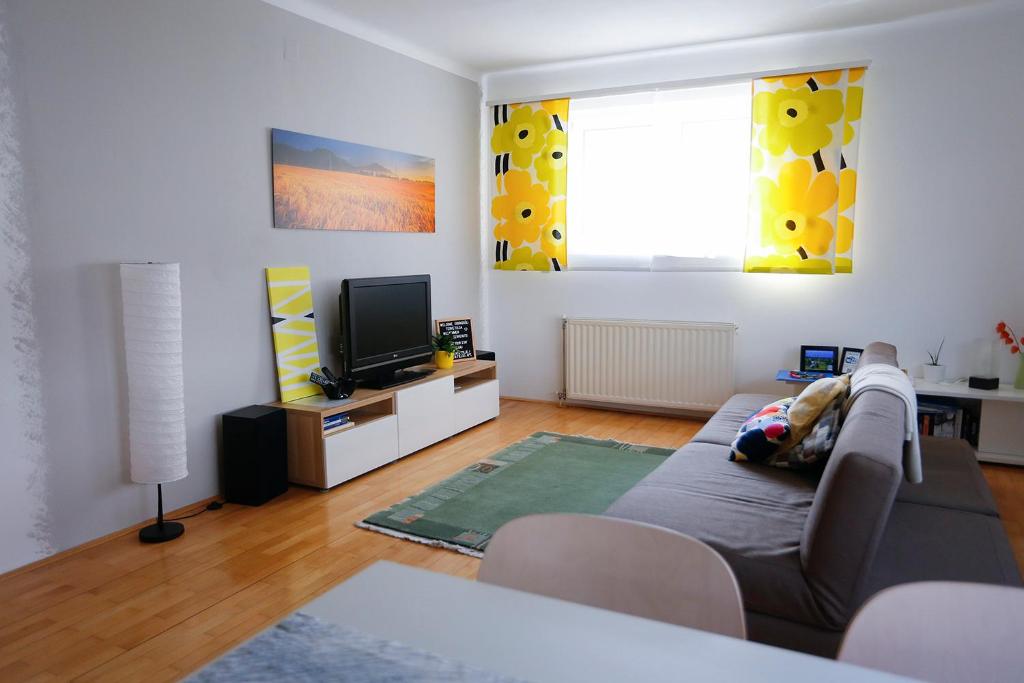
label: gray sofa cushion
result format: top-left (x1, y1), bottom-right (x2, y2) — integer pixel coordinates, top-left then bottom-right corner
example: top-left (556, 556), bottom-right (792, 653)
top-left (745, 611), bottom-right (843, 659)
top-left (858, 501), bottom-right (1022, 603)
top-left (691, 393), bottom-right (782, 446)
top-left (604, 441), bottom-right (828, 627)
top-left (897, 437), bottom-right (999, 516)
top-left (798, 347), bottom-right (905, 630)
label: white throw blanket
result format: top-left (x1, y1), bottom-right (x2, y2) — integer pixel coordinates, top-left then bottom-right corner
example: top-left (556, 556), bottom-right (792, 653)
top-left (844, 363), bottom-right (923, 483)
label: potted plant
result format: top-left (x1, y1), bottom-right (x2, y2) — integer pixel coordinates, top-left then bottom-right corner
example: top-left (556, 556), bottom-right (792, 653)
top-left (922, 337), bottom-right (945, 383)
top-left (996, 321), bottom-right (1024, 389)
top-left (432, 332), bottom-right (457, 369)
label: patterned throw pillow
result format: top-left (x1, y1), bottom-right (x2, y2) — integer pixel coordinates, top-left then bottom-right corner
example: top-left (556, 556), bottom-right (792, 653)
top-left (730, 375), bottom-right (850, 468)
top-left (780, 375), bottom-right (850, 450)
top-left (766, 394), bottom-right (845, 469)
top-left (729, 397), bottom-right (796, 463)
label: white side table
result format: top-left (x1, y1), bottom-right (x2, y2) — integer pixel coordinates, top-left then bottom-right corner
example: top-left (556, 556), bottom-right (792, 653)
top-left (914, 379), bottom-right (1024, 465)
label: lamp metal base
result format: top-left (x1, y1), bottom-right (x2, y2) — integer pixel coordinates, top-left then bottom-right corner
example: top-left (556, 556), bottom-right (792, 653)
top-left (139, 521), bottom-right (184, 544)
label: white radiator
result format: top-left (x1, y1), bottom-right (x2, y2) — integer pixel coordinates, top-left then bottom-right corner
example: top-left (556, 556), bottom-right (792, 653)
top-left (562, 318), bottom-right (736, 412)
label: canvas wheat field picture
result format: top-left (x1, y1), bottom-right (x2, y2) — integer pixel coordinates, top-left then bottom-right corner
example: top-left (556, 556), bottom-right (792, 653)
top-left (271, 128), bottom-right (435, 232)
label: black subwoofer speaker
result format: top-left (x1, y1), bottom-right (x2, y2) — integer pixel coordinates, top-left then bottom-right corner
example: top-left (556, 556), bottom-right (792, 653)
top-left (222, 405), bottom-right (287, 506)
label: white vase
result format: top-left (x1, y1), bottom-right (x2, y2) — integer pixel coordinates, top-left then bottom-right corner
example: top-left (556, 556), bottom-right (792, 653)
top-left (922, 364), bottom-right (945, 383)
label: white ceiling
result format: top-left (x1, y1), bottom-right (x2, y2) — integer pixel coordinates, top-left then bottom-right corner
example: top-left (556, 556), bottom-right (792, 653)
top-left (265, 0), bottom-right (993, 79)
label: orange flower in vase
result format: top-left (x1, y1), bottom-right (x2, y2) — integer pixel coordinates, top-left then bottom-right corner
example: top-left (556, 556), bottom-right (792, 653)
top-left (995, 321), bottom-right (1024, 389)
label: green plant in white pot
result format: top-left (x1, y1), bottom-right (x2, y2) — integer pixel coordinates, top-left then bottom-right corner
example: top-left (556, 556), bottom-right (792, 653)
top-left (923, 337), bottom-right (946, 382)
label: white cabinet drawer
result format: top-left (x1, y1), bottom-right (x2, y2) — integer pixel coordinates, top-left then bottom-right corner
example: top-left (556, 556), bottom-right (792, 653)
top-left (324, 415), bottom-right (399, 488)
top-left (396, 376), bottom-right (455, 456)
top-left (453, 379), bottom-right (499, 434)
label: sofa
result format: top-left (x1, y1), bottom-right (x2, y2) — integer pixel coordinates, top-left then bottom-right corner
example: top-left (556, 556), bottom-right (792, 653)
top-left (605, 341), bottom-right (1021, 657)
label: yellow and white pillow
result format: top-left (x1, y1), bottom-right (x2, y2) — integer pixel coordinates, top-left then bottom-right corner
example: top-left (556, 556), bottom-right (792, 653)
top-left (730, 374), bottom-right (850, 467)
top-left (780, 374), bottom-right (850, 451)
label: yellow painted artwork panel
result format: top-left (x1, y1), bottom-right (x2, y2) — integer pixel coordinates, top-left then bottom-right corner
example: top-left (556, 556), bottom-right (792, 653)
top-left (266, 266), bottom-right (322, 402)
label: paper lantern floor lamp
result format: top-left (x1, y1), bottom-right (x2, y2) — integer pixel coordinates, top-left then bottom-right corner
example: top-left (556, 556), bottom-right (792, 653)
top-left (120, 263), bottom-right (188, 543)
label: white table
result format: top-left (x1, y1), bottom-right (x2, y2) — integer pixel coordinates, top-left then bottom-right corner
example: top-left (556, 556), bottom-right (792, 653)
top-left (914, 379), bottom-right (1024, 465)
top-left (300, 561), bottom-right (913, 683)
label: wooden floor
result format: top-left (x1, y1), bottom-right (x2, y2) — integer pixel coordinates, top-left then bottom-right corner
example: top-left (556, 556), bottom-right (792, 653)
top-left (981, 463), bottom-right (1024, 566)
top-left (0, 398), bottom-right (1021, 681)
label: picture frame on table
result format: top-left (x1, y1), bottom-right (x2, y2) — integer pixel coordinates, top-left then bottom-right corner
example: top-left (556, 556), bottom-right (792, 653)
top-left (800, 345), bottom-right (840, 374)
top-left (434, 317), bottom-right (475, 362)
top-left (839, 347), bottom-right (864, 374)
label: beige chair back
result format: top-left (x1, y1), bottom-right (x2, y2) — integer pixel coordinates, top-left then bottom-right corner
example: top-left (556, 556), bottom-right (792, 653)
top-left (839, 581), bottom-right (1024, 682)
top-left (478, 513), bottom-right (746, 639)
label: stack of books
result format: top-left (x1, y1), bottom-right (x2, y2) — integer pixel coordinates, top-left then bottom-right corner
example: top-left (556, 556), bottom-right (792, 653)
top-left (323, 412), bottom-right (353, 434)
top-left (917, 400), bottom-right (980, 443)
top-left (917, 402), bottom-right (961, 439)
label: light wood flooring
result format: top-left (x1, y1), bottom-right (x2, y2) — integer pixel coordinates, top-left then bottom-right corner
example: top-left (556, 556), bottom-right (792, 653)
top-left (0, 398), bottom-right (1021, 681)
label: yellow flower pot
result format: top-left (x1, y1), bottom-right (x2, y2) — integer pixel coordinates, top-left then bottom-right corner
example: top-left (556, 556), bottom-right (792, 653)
top-left (435, 350), bottom-right (454, 369)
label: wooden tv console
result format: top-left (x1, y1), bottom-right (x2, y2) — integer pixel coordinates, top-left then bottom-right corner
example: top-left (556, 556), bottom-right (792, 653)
top-left (267, 360), bottom-right (498, 490)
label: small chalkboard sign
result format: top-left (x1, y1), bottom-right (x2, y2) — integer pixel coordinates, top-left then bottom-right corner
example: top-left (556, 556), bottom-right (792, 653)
top-left (435, 317), bottom-right (475, 362)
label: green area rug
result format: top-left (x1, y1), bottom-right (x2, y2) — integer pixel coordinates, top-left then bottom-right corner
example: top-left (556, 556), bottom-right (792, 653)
top-left (358, 432), bottom-right (674, 556)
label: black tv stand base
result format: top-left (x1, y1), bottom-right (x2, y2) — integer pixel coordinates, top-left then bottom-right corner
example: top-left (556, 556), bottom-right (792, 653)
top-left (361, 368), bottom-right (435, 390)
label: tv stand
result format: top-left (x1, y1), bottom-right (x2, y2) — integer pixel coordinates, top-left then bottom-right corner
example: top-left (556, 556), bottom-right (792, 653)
top-left (363, 367), bottom-right (435, 390)
top-left (268, 360), bottom-right (498, 490)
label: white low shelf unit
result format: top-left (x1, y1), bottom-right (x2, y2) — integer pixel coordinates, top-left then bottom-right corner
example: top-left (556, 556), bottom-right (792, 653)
top-left (271, 360), bottom-right (499, 489)
top-left (914, 378), bottom-right (1024, 466)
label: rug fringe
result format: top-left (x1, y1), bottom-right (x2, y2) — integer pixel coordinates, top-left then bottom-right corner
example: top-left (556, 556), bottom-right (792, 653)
top-left (354, 521), bottom-right (484, 558)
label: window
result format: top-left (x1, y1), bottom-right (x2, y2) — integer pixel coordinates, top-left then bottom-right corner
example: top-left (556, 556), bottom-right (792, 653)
top-left (567, 82), bottom-right (751, 271)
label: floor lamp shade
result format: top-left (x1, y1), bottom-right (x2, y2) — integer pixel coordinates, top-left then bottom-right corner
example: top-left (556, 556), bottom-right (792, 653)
top-left (120, 263), bottom-right (187, 485)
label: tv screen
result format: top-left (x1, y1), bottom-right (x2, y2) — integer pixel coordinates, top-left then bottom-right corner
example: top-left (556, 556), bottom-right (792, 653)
top-left (350, 282), bottom-right (430, 361)
top-left (340, 275), bottom-right (433, 384)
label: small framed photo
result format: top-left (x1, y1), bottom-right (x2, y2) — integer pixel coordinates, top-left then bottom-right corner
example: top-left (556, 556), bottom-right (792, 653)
top-left (800, 345), bottom-right (839, 374)
top-left (839, 347), bottom-right (864, 374)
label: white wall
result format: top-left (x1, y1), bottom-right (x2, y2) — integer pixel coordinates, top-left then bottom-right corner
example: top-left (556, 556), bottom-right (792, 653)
top-left (484, 2), bottom-right (1024, 402)
top-left (0, 5), bottom-right (53, 572)
top-left (4, 0), bottom-right (481, 567)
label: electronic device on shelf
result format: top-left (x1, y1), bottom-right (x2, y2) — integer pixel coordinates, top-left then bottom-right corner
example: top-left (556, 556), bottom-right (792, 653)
top-left (799, 345), bottom-right (840, 374)
top-left (309, 366), bottom-right (356, 400)
top-left (968, 376), bottom-right (1000, 390)
top-left (339, 274), bottom-right (435, 389)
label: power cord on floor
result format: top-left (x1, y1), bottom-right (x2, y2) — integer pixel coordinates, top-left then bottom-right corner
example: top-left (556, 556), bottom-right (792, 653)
top-left (165, 500), bottom-right (225, 522)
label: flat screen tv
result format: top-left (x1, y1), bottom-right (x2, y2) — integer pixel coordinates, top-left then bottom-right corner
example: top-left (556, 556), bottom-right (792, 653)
top-left (339, 274), bottom-right (433, 388)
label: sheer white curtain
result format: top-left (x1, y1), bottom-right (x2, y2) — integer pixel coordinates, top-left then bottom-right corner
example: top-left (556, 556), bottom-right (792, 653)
top-left (567, 82), bottom-right (751, 271)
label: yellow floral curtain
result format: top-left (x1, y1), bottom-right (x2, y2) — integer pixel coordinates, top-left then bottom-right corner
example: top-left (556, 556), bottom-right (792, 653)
top-left (743, 67), bottom-right (866, 274)
top-left (490, 99), bottom-right (569, 271)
